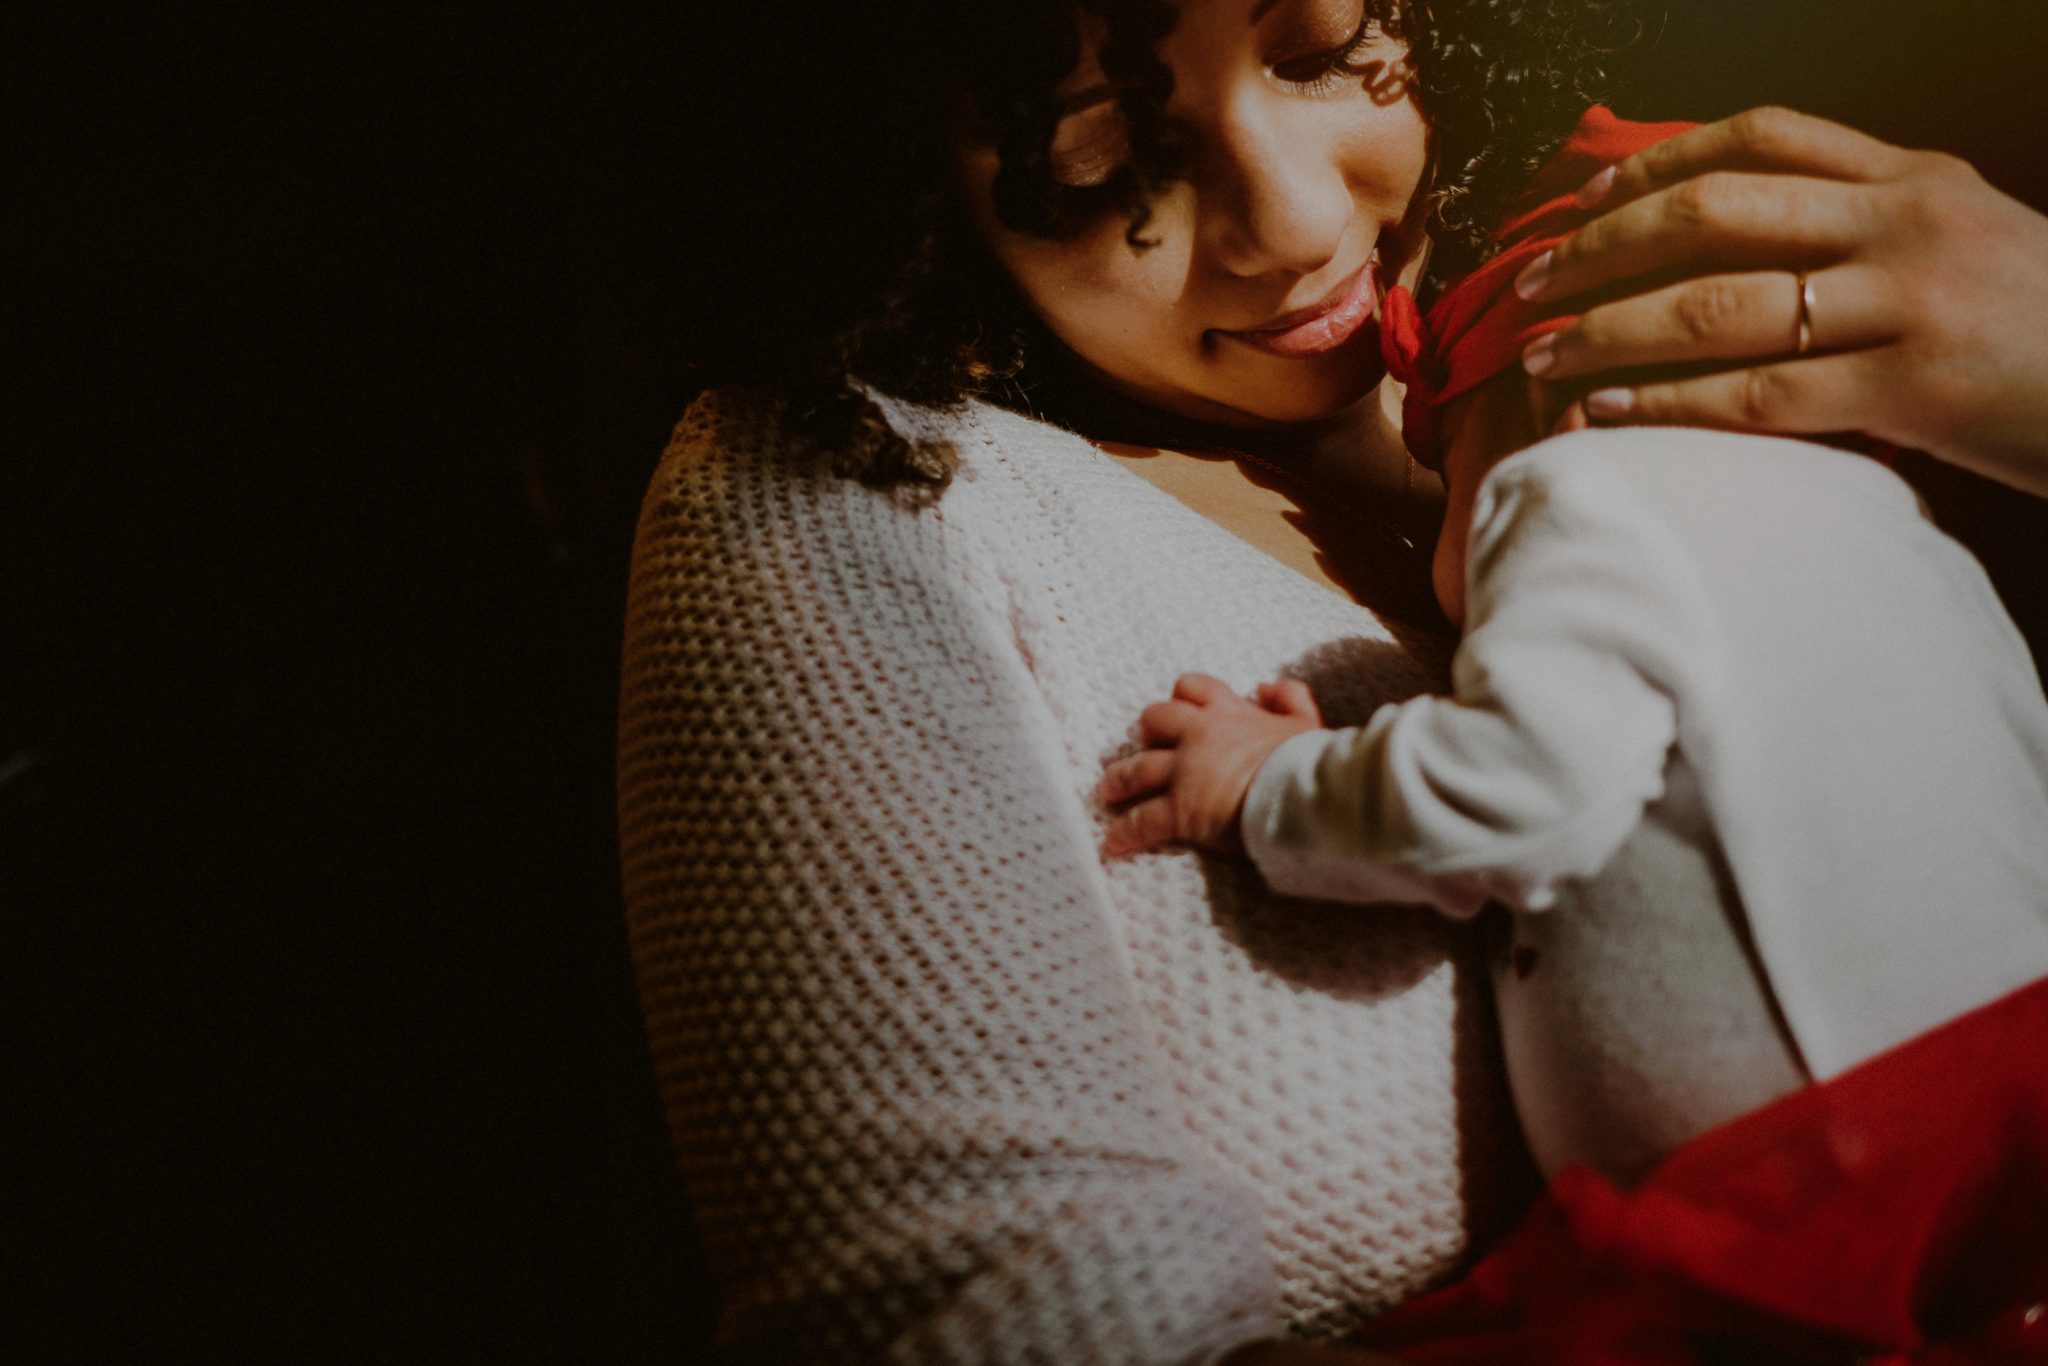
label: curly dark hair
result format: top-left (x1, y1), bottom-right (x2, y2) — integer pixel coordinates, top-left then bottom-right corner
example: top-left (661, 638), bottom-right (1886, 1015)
top-left (663, 0), bottom-right (1634, 500)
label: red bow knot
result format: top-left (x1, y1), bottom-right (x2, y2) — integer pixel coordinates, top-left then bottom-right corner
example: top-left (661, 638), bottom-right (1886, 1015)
top-left (1378, 282), bottom-right (1446, 470)
top-left (1372, 107), bottom-right (1697, 470)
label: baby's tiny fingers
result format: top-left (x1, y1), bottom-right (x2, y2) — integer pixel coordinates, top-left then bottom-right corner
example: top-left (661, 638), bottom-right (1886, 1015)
top-left (1172, 673), bottom-right (1235, 706)
top-left (1265, 678), bottom-right (1321, 722)
top-left (1252, 681), bottom-right (1294, 713)
top-left (1097, 749), bottom-right (1176, 807)
top-left (1101, 797), bottom-right (1180, 859)
top-left (1139, 699), bottom-right (1200, 746)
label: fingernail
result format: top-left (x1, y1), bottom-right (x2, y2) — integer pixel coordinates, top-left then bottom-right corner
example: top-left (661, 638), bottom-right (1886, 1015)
top-left (1574, 164), bottom-right (1617, 209)
top-left (1585, 387), bottom-right (1635, 419)
top-left (1520, 333), bottom-right (1557, 377)
top-left (1513, 250), bottom-right (1553, 300)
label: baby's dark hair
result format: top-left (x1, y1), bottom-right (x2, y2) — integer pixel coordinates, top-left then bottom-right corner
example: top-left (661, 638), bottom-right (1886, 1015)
top-left (660, 0), bottom-right (1632, 500)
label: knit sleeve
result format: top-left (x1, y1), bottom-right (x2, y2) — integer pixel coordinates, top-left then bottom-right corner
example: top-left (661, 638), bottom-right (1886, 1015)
top-left (617, 395), bottom-right (1281, 1364)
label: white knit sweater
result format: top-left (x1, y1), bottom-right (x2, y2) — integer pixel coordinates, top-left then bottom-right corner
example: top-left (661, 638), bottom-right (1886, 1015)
top-left (618, 389), bottom-right (1522, 1363)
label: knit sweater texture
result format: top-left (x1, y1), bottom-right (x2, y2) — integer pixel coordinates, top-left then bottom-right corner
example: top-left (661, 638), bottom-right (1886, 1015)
top-left (618, 388), bottom-right (1522, 1362)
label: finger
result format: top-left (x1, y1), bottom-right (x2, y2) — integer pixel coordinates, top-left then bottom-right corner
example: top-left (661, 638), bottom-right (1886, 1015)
top-left (1101, 796), bottom-right (1180, 859)
top-left (1582, 350), bottom-right (1885, 439)
top-left (1265, 678), bottom-right (1321, 722)
top-left (1527, 371), bottom-right (1573, 436)
top-left (1521, 172), bottom-right (1862, 303)
top-left (1550, 399), bottom-right (1590, 436)
top-left (1581, 107), bottom-right (1914, 215)
top-left (1251, 679), bottom-right (1296, 710)
top-left (1171, 673), bottom-right (1234, 706)
top-left (1097, 749), bottom-right (1176, 807)
top-left (1138, 699), bottom-right (1200, 746)
top-left (1530, 264), bottom-right (1894, 379)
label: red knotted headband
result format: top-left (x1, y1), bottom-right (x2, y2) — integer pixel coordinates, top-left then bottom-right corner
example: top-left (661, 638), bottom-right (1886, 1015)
top-left (1379, 106), bottom-right (1696, 469)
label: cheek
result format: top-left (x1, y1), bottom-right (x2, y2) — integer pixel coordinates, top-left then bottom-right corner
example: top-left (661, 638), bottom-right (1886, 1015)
top-left (953, 145), bottom-right (1196, 361)
top-left (1004, 221), bottom-right (1195, 357)
top-left (1339, 94), bottom-right (1431, 203)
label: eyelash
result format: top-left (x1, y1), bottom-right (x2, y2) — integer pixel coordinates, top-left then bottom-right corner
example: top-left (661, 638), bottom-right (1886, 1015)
top-left (1273, 13), bottom-right (1381, 95)
top-left (1043, 8), bottom-right (1384, 196)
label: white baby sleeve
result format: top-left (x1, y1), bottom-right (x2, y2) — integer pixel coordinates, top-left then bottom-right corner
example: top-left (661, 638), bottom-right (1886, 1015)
top-left (1244, 448), bottom-right (1708, 917)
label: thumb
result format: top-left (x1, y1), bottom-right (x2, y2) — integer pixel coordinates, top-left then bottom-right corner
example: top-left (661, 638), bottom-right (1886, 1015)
top-left (1261, 678), bottom-right (1323, 724)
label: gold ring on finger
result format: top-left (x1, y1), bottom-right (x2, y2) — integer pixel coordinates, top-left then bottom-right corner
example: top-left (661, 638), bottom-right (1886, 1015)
top-left (1793, 270), bottom-right (1816, 356)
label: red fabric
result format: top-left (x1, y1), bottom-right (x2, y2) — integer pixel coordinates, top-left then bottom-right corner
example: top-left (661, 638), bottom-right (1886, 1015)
top-left (1380, 106), bottom-right (1695, 467)
top-left (1353, 976), bottom-right (2048, 1365)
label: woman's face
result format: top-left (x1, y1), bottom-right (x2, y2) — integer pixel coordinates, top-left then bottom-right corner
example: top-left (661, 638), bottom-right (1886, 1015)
top-left (956, 0), bottom-right (1433, 429)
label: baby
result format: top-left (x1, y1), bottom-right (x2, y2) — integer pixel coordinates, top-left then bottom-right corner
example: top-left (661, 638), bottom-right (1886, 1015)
top-left (1100, 109), bottom-right (2048, 1361)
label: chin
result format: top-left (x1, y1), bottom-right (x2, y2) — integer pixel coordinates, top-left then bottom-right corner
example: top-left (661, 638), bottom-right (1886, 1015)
top-left (1217, 354), bottom-right (1390, 426)
top-left (1231, 386), bottom-right (1372, 425)
top-left (1095, 342), bottom-right (1387, 431)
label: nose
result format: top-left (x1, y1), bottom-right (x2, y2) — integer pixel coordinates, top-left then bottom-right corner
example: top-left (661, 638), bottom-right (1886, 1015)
top-left (1196, 99), bottom-right (1353, 280)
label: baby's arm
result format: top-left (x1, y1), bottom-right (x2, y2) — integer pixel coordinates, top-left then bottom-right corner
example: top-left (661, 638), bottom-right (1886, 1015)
top-left (1107, 450), bottom-right (1699, 919)
top-left (1247, 452), bottom-right (1697, 914)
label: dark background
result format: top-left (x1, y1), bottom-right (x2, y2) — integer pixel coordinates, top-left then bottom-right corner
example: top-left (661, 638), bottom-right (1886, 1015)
top-left (12, 3), bottom-right (2045, 1361)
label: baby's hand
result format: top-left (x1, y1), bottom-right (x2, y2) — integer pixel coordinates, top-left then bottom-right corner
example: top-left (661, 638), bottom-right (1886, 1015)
top-left (1098, 674), bottom-right (1325, 859)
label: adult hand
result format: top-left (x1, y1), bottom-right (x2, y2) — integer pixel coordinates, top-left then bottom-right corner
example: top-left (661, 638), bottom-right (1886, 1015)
top-left (1514, 106), bottom-right (2048, 498)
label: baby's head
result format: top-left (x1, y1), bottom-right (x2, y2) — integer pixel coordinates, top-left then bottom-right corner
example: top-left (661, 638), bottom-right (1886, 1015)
top-left (1381, 107), bottom-right (1698, 622)
top-left (1384, 237), bottom-right (1580, 626)
top-left (1428, 369), bottom-right (1560, 626)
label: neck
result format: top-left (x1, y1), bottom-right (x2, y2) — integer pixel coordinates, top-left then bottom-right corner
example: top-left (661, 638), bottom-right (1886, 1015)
top-left (1026, 352), bottom-right (1411, 494)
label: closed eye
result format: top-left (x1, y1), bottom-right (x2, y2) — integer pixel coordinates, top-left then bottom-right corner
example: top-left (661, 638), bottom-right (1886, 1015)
top-left (1049, 93), bottom-right (1131, 188)
top-left (1272, 11), bottom-right (1384, 95)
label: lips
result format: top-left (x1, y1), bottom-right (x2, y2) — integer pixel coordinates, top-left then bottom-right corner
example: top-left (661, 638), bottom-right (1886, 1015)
top-left (1218, 252), bottom-right (1382, 359)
